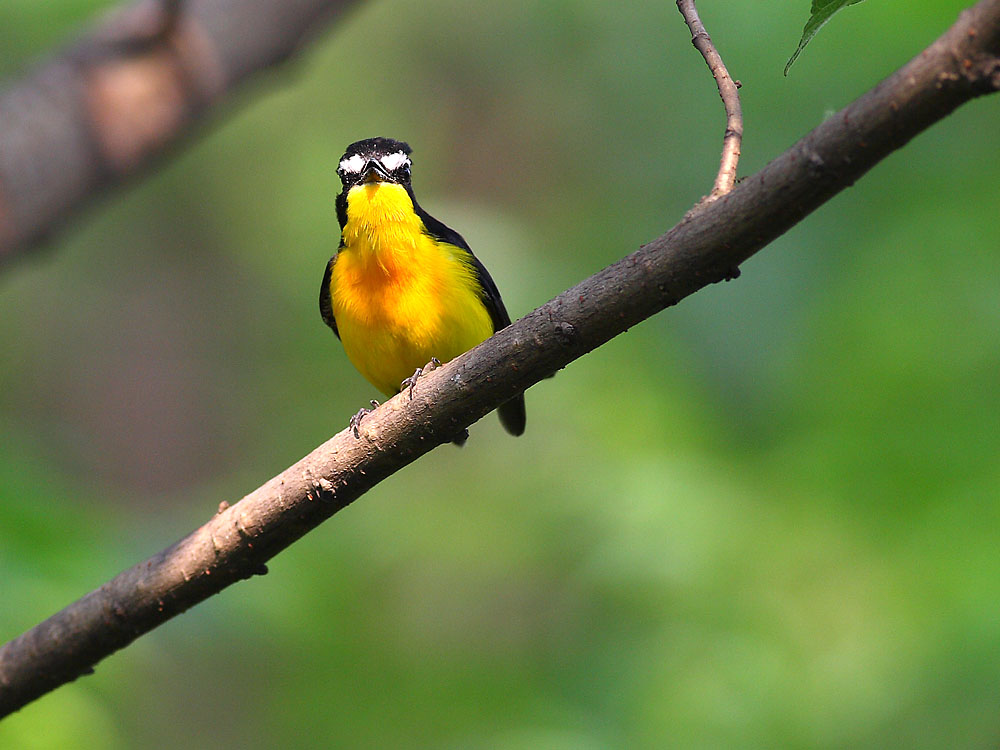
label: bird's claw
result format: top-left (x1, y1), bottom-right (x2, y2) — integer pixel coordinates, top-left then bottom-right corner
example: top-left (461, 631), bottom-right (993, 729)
top-left (400, 357), bottom-right (443, 399)
top-left (349, 400), bottom-right (380, 438)
top-left (401, 370), bottom-right (421, 399)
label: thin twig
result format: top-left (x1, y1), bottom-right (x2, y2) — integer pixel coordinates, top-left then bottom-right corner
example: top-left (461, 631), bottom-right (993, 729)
top-left (1, 0), bottom-right (1000, 720)
top-left (676, 0), bottom-right (743, 198)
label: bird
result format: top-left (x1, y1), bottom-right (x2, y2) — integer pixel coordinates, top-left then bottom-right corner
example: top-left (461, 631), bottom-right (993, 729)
top-left (320, 137), bottom-right (526, 443)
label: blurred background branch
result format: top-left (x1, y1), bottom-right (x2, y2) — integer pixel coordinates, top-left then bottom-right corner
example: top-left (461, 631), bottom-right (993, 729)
top-left (0, 0), bottom-right (360, 267)
top-left (2, 0), bottom-right (999, 719)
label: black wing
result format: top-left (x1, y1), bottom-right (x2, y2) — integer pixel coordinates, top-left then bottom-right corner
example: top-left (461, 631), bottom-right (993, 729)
top-left (413, 203), bottom-right (511, 333)
top-left (319, 255), bottom-right (339, 339)
top-left (413, 199), bottom-right (526, 436)
top-left (321, 190), bottom-right (350, 338)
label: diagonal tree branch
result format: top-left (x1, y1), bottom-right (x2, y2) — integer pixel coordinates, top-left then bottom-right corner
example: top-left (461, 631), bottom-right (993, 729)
top-left (0, 0), bottom-right (361, 267)
top-left (2, 0), bottom-right (1000, 720)
top-left (676, 0), bottom-right (743, 198)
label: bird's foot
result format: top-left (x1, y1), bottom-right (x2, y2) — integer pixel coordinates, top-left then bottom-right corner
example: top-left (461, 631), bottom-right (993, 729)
top-left (401, 357), bottom-right (442, 399)
top-left (349, 400), bottom-right (380, 438)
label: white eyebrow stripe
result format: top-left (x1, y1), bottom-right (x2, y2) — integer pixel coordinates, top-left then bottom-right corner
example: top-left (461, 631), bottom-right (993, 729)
top-left (339, 153), bottom-right (366, 174)
top-left (379, 152), bottom-right (410, 171)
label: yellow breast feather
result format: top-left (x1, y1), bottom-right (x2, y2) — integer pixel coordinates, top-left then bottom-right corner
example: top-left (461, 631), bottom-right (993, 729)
top-left (330, 182), bottom-right (493, 396)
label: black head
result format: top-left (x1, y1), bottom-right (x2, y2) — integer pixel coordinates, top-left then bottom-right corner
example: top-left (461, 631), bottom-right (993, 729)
top-left (337, 137), bottom-right (413, 189)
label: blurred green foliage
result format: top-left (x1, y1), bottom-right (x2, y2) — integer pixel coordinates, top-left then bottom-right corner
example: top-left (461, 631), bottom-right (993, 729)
top-left (1, 0), bottom-right (999, 747)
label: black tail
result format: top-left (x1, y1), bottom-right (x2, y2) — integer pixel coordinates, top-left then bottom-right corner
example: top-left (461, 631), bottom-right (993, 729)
top-left (498, 393), bottom-right (526, 436)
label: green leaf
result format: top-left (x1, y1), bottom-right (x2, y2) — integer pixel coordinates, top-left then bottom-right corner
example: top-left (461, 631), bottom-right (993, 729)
top-left (785, 0), bottom-right (867, 75)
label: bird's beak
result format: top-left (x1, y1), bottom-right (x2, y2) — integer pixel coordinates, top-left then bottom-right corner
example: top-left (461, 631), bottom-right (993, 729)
top-left (361, 159), bottom-right (389, 183)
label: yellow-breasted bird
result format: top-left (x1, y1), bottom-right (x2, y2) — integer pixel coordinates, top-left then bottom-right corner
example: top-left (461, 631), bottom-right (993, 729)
top-left (320, 137), bottom-right (526, 441)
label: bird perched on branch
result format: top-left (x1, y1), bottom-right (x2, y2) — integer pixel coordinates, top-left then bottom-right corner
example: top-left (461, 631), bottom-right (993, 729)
top-left (320, 137), bottom-right (526, 443)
